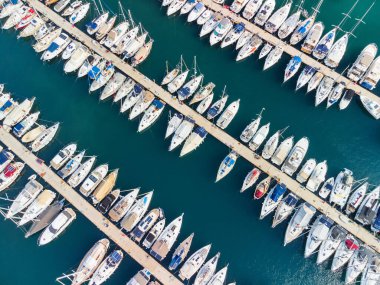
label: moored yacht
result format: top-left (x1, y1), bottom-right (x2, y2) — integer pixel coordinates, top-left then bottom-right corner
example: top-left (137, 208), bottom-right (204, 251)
top-left (361, 255), bottom-right (380, 285)
top-left (168, 233), bottom-right (194, 271)
top-left (360, 97), bottom-right (380, 120)
top-left (220, 23), bottom-right (245, 49)
top-left (240, 110), bottom-right (263, 143)
top-left (289, 14), bottom-right (316, 45)
top-left (165, 112), bottom-right (183, 139)
top-left (216, 99), bottom-right (240, 129)
top-left (331, 235), bottom-right (360, 272)
top-left (360, 56), bottom-right (380, 91)
top-left (258, 43), bottom-right (273, 59)
top-left (68, 156), bottom-right (96, 188)
top-left (3, 97), bottom-right (35, 130)
top-left (236, 35), bottom-right (263, 61)
top-left (80, 164), bottom-right (109, 197)
top-left (317, 225), bottom-right (347, 265)
top-left (30, 123), bottom-right (59, 152)
top-left (283, 56), bottom-right (302, 82)
top-left (209, 17), bottom-right (232, 46)
top-left (264, 2), bottom-right (292, 33)
top-left (91, 169), bottom-right (118, 205)
top-left (235, 30), bottom-right (252, 50)
top-left (167, 0), bottom-right (187, 16)
top-left (64, 45), bottom-right (91, 73)
top-left (263, 45), bottom-right (283, 70)
top-left (196, 94), bottom-right (214, 114)
top-left (100, 72), bottom-right (126, 101)
top-left (315, 76), bottom-right (334, 106)
top-left (169, 117), bottom-right (195, 151)
top-left (129, 91), bottom-right (155, 120)
top-left (307, 72), bottom-right (324, 93)
top-left (339, 89), bottom-right (355, 110)
top-left (242, 0), bottom-right (263, 20)
top-left (69, 2), bottom-right (90, 24)
top-left (240, 168), bottom-right (261, 192)
top-left (207, 266), bottom-right (228, 285)
top-left (177, 74), bottom-right (204, 101)
top-left (120, 84), bottom-right (144, 113)
top-left (254, 0), bottom-right (276, 26)
top-left (260, 183), bottom-right (286, 219)
top-left (206, 94), bottom-right (228, 120)
top-left (296, 66), bottom-right (316, 91)
top-left (215, 151), bottom-right (238, 182)
top-left (95, 15), bottom-right (117, 41)
top-left (138, 99), bottom-right (166, 132)
top-left (188, 3), bottom-right (206, 22)
top-left (126, 269), bottom-right (151, 285)
top-left (50, 143), bottom-right (77, 170)
top-left (329, 168), bottom-right (354, 208)
top-left (277, 9), bottom-right (300, 39)
top-left (108, 188), bottom-right (139, 222)
top-left (305, 160), bottom-right (327, 192)
top-left (189, 82), bottom-right (215, 105)
top-left (271, 136), bottom-right (293, 166)
top-left (178, 244), bottom-right (211, 281)
top-left (86, 12), bottom-right (109, 35)
top-left (296, 158), bottom-right (316, 183)
top-left (130, 208), bottom-right (164, 242)
top-left (345, 247), bottom-right (370, 284)
top-left (199, 13), bottom-right (222, 37)
top-left (324, 33), bottom-right (348, 68)
top-left (230, 0), bottom-right (249, 13)
top-left (272, 192), bottom-right (298, 228)
top-left (355, 186), bottom-right (380, 226)
top-left (88, 250), bottom-right (123, 285)
top-left (304, 215), bottom-right (334, 258)
top-left (167, 69), bottom-right (189, 93)
top-left (347, 43), bottom-right (377, 82)
top-left (253, 176), bottom-right (271, 199)
top-left (193, 253), bottom-right (220, 285)
top-left (248, 122), bottom-right (270, 151)
top-left (142, 218), bottom-right (166, 249)
top-left (281, 137), bottom-right (309, 176)
top-left (345, 182), bottom-right (368, 215)
top-left (57, 150), bottom-right (85, 179)
top-left (318, 177), bottom-right (334, 198)
top-left (180, 126), bottom-right (207, 157)
top-left (101, 21), bottom-right (129, 48)
top-left (197, 9), bottom-right (213, 25)
top-left (301, 22), bottom-right (324, 54)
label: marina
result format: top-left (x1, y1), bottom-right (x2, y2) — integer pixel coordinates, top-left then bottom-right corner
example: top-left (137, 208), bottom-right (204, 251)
top-left (0, 0), bottom-right (380, 280)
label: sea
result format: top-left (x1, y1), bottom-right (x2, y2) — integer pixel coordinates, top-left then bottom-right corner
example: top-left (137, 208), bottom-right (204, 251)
top-left (0, 0), bottom-right (380, 284)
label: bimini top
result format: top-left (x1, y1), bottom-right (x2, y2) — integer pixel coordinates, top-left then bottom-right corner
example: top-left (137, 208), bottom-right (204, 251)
top-left (320, 216), bottom-right (334, 228)
top-left (270, 183), bottom-right (287, 202)
top-left (88, 66), bottom-right (101, 80)
top-left (284, 194), bottom-right (298, 207)
top-left (47, 42), bottom-right (59, 52)
top-left (86, 22), bottom-right (97, 30)
top-left (235, 23), bottom-right (245, 32)
top-left (134, 84), bottom-right (143, 94)
top-left (0, 101), bottom-right (13, 111)
top-left (194, 126), bottom-right (208, 138)
top-left (345, 238), bottom-right (359, 250)
top-left (110, 250), bottom-right (123, 264)
top-left (0, 150), bottom-right (11, 164)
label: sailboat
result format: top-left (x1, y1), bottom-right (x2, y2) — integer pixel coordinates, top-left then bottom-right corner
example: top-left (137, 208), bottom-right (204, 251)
top-left (108, 188), bottom-right (139, 222)
top-left (260, 183), bottom-right (287, 219)
top-left (271, 136), bottom-right (294, 166)
top-left (240, 168), bottom-right (261, 192)
top-left (187, 3), bottom-right (206, 23)
top-left (216, 99), bottom-right (240, 129)
top-left (215, 151), bottom-right (238, 182)
top-left (345, 182), bottom-right (368, 215)
top-left (86, 1), bottom-right (109, 35)
top-left (277, 0), bottom-right (304, 39)
top-left (272, 193), bottom-right (298, 227)
top-left (220, 23), bottom-right (245, 49)
top-left (230, 0), bottom-right (250, 13)
top-left (249, 122), bottom-right (270, 151)
top-left (360, 56), bottom-right (380, 91)
top-left (161, 58), bottom-right (181, 85)
top-left (236, 35), bottom-right (263, 61)
top-left (193, 253), bottom-right (220, 285)
top-left (317, 225), bottom-right (347, 265)
top-left (254, 0), bottom-right (276, 26)
top-left (189, 82), bottom-right (215, 105)
top-left (240, 108), bottom-right (264, 143)
top-left (242, 0), bottom-right (263, 21)
top-left (138, 99), bottom-right (166, 132)
top-left (295, 66), bottom-right (316, 90)
top-left (283, 56), bottom-right (302, 82)
top-left (325, 2), bottom-right (374, 68)
top-left (326, 82), bottom-right (345, 108)
top-left (167, 57), bottom-right (189, 93)
top-left (177, 58), bottom-right (203, 101)
top-left (206, 87), bottom-right (228, 120)
top-left (307, 71), bottom-right (324, 93)
top-left (347, 43), bottom-right (378, 82)
top-left (168, 233), bottom-right (194, 271)
top-left (264, 1), bottom-right (292, 34)
top-left (305, 160), bottom-right (327, 192)
top-left (304, 215), bottom-right (334, 258)
top-left (263, 45), bottom-right (283, 70)
top-left (178, 244), bottom-right (211, 281)
top-left (301, 22), bottom-right (324, 54)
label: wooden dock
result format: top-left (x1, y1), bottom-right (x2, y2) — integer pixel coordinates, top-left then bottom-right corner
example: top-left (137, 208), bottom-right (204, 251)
top-left (25, 0), bottom-right (380, 254)
top-left (199, 0), bottom-right (380, 105)
top-left (0, 129), bottom-right (183, 285)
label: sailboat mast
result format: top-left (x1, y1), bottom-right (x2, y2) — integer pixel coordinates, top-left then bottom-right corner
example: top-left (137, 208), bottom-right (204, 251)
top-left (334, 0), bottom-right (359, 31)
top-left (296, 0), bottom-right (305, 12)
top-left (128, 10), bottom-right (135, 28)
top-left (348, 1), bottom-right (375, 38)
top-left (118, 1), bottom-right (127, 22)
top-left (91, 0), bottom-right (100, 16)
top-left (311, 0), bottom-right (324, 18)
top-left (98, 0), bottom-right (104, 14)
top-left (193, 56), bottom-right (197, 77)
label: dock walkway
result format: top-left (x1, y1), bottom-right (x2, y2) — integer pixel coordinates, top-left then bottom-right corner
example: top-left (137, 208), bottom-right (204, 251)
top-left (0, 129), bottom-right (182, 285)
top-left (200, 0), bottom-right (380, 105)
top-left (26, 0), bottom-right (380, 254)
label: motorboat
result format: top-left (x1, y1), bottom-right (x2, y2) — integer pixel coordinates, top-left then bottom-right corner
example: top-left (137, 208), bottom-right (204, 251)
top-left (329, 168), bottom-right (354, 208)
top-left (142, 219), bottom-right (166, 249)
top-left (236, 35), bottom-right (263, 61)
top-left (253, 176), bottom-right (271, 199)
top-left (88, 250), bottom-right (124, 285)
top-left (209, 17), bottom-right (233, 46)
top-left (258, 43), bottom-right (273, 59)
top-left (242, 0), bottom-right (263, 20)
top-left (249, 122), bottom-right (270, 151)
top-left (296, 158), bottom-right (316, 183)
top-left (230, 0), bottom-right (249, 13)
top-left (57, 150), bottom-right (85, 179)
top-left (207, 266), bottom-right (228, 285)
top-left (120, 191), bottom-right (153, 232)
top-left (215, 151), bottom-right (238, 182)
top-left (169, 117), bottom-right (195, 151)
top-left (30, 123), bottom-right (59, 152)
top-left (240, 168), bottom-right (261, 192)
top-left (196, 9), bottom-right (213, 26)
top-left (50, 143), bottom-right (77, 170)
top-left (130, 208), bottom-right (164, 242)
top-left (97, 189), bottom-right (120, 214)
top-left (347, 43), bottom-right (378, 82)
top-left (315, 76), bottom-right (334, 106)
top-left (0, 2), bottom-right (23, 19)
top-left (150, 214), bottom-right (183, 261)
top-left (62, 40), bottom-right (78, 60)
top-left (339, 89), bottom-right (355, 110)
top-left (235, 30), bottom-right (252, 50)
top-left (345, 247), bottom-right (370, 284)
top-left (304, 215), bottom-right (334, 258)
top-left (18, 17), bottom-right (44, 38)
top-left (69, 3), bottom-right (91, 25)
top-left (272, 193), bottom-right (298, 228)
top-left (263, 45), bottom-right (283, 70)
top-left (2, 5), bottom-right (30, 30)
top-left (67, 156), bottom-right (96, 188)
top-left (284, 56), bottom-right (302, 82)
top-left (220, 23), bottom-right (245, 49)
top-left (54, 0), bottom-right (71, 13)
top-left (216, 99), bottom-right (240, 129)
top-left (18, 190), bottom-right (56, 226)
top-left (260, 183), bottom-right (286, 219)
top-left (240, 111), bottom-right (263, 143)
top-left (360, 97), bottom-right (380, 120)
top-left (22, 125), bottom-right (47, 143)
top-left (187, 3), bottom-right (206, 22)
top-left (284, 202), bottom-right (316, 245)
top-left (167, 0), bottom-right (187, 16)
top-left (281, 137), bottom-right (309, 176)
top-left (86, 12), bottom-right (109, 35)
top-left (91, 169), bottom-right (119, 205)
top-left (80, 164), bottom-right (109, 197)
top-left (108, 188), bottom-right (139, 222)
top-left (120, 84), bottom-right (145, 113)
top-left (206, 94), bottom-right (228, 120)
top-left (318, 177), bottom-right (334, 198)
top-left (180, 0), bottom-right (199, 15)
top-left (296, 66), bottom-right (316, 91)
top-left (41, 32), bottom-right (71, 61)
top-left (0, 150), bottom-right (14, 173)
top-left (129, 91), bottom-right (155, 120)
top-left (38, 208), bottom-right (76, 246)
top-left (126, 269), bottom-right (151, 285)
top-left (138, 99), bottom-right (166, 132)
top-left (71, 239), bottom-right (110, 285)
top-left (271, 136), bottom-right (293, 166)
top-left (77, 54), bottom-right (101, 78)
top-left (33, 27), bottom-right (62, 53)
top-left (264, 2), bottom-right (292, 33)
top-left (199, 13), bottom-right (222, 37)
top-left (254, 0), bottom-right (276, 26)
top-left (331, 235), bottom-right (360, 272)
top-left (300, 22), bottom-right (324, 54)
top-left (355, 186), bottom-right (380, 225)
top-left (360, 56), bottom-right (380, 91)
top-left (180, 126), bottom-right (207, 157)
top-left (193, 253), bottom-right (220, 285)
top-left (345, 182), bottom-right (368, 215)
top-left (317, 225), bottom-right (347, 265)
top-left (189, 82), bottom-right (215, 105)
top-left (15, 8), bottom-right (36, 30)
top-left (61, 0), bottom-right (82, 16)
top-left (305, 160), bottom-right (327, 192)
top-left (178, 244), bottom-right (211, 280)
top-left (165, 112), bottom-right (183, 139)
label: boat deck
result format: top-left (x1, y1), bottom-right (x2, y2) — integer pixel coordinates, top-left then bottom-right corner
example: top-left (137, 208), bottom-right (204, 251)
top-left (0, 128), bottom-right (182, 285)
top-left (25, 0), bottom-right (380, 254)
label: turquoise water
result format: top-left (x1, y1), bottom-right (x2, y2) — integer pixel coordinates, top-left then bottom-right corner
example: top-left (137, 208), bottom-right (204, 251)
top-left (0, 0), bottom-right (380, 284)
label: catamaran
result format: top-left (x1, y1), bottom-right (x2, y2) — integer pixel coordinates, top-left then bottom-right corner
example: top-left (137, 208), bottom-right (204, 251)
top-left (254, 0), bottom-right (276, 26)
top-left (215, 151), bottom-right (238, 182)
top-left (331, 235), bottom-right (360, 272)
top-left (88, 250), bottom-right (123, 285)
top-left (271, 136), bottom-right (293, 166)
top-left (249, 122), bottom-right (270, 151)
top-left (100, 72), bottom-right (126, 100)
top-left (296, 158), bottom-right (316, 183)
top-left (315, 76), bottom-right (334, 106)
top-left (50, 143), bottom-right (77, 170)
top-left (150, 214), bottom-right (183, 261)
top-left (138, 99), bottom-right (166, 132)
top-left (347, 43), bottom-right (378, 82)
top-left (193, 253), bottom-right (220, 285)
top-left (283, 56), bottom-right (302, 82)
top-left (360, 56), bottom-right (380, 91)
top-left (57, 150), bottom-right (85, 179)
top-left (187, 3), bottom-right (206, 22)
top-left (317, 225), bottom-right (346, 265)
top-left (240, 168), bottom-right (261, 192)
top-left (242, 0), bottom-right (263, 20)
top-left (179, 244), bottom-right (211, 281)
top-left (169, 117), bottom-right (195, 151)
top-left (108, 188), bottom-right (139, 222)
top-left (263, 45), bottom-right (283, 70)
top-left (220, 23), bottom-right (245, 48)
top-left (295, 66), bottom-right (316, 90)
top-left (216, 99), bottom-right (240, 129)
top-left (41, 32), bottom-right (71, 61)
top-left (260, 183), bottom-right (286, 219)
top-left (209, 17), bottom-right (232, 46)
top-left (281, 137), bottom-right (309, 176)
top-left (284, 202), bottom-right (316, 245)
top-left (301, 22), bottom-right (324, 54)
top-left (304, 215), bottom-right (334, 258)
top-left (264, 2), bottom-right (292, 33)
top-left (240, 109), bottom-right (263, 143)
top-left (80, 164), bottom-right (109, 197)
top-left (329, 168), bottom-right (354, 208)
top-left (236, 35), bottom-right (263, 61)
top-left (272, 193), bottom-right (298, 227)
top-left (31, 123), bottom-right (59, 152)
top-left (345, 182), bottom-right (368, 215)
top-left (180, 126), bottom-right (207, 157)
top-left (305, 160), bottom-right (327, 192)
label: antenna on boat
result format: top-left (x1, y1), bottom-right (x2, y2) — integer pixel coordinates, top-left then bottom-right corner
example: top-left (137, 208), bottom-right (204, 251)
top-left (333, 0), bottom-right (359, 32)
top-left (311, 0), bottom-right (324, 18)
top-left (348, 1), bottom-right (375, 38)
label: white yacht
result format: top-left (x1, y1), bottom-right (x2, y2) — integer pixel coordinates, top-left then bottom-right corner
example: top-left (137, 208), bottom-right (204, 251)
top-left (86, 12), bottom-right (109, 35)
top-left (305, 160), bottom-right (327, 192)
top-left (263, 45), bottom-right (283, 70)
top-left (123, 32), bottom-right (148, 59)
top-left (188, 3), bottom-right (206, 22)
top-left (296, 66), bottom-right (316, 91)
top-left (19, 17), bottom-right (44, 38)
top-left (215, 151), bottom-right (238, 182)
top-left (241, 168), bottom-right (261, 192)
top-left (345, 247), bottom-right (370, 284)
top-left (89, 63), bottom-right (115, 92)
top-left (347, 43), bottom-right (378, 82)
top-left (331, 235), bottom-right (360, 272)
top-left (108, 188), bottom-right (139, 222)
top-left (0, 2), bottom-right (22, 19)
top-left (126, 269), bottom-right (151, 285)
top-left (88, 250), bottom-right (123, 285)
top-left (254, 0), bottom-right (276, 26)
top-left (361, 255), bottom-right (380, 285)
top-left (272, 193), bottom-right (298, 228)
top-left (6, 177), bottom-right (43, 219)
top-left (71, 239), bottom-right (110, 285)
top-left (196, 94), bottom-right (214, 114)
top-left (206, 94), bottom-right (228, 120)
top-left (216, 99), bottom-right (240, 129)
top-left (329, 168), bottom-right (354, 208)
top-left (169, 117), bottom-right (195, 151)
top-left (114, 78), bottom-right (135, 102)
top-left (345, 182), bottom-right (368, 215)
top-left (318, 177), bottom-right (334, 199)
top-left (262, 130), bottom-right (281, 159)
top-left (242, 0), bottom-right (263, 20)
top-left (235, 30), bottom-right (252, 50)
top-left (62, 40), bottom-right (78, 60)
top-left (260, 183), bottom-right (287, 219)
top-left (22, 125), bottom-right (46, 144)
top-left (100, 72), bottom-right (126, 101)
top-left (131, 208), bottom-right (164, 242)
top-left (355, 186), bottom-right (380, 226)
top-left (277, 10), bottom-right (301, 39)
top-left (304, 215), bottom-right (334, 258)
top-left (284, 202), bottom-right (316, 245)
top-left (283, 56), bottom-right (302, 82)
top-left (249, 122), bottom-right (270, 151)
top-left (312, 28), bottom-right (337, 60)
top-left (258, 43), bottom-right (273, 59)
top-left (301, 22), bottom-right (324, 54)
top-left (3, 97), bottom-right (35, 130)
top-left (179, 244), bottom-right (211, 280)
top-left (129, 91), bottom-right (155, 120)
top-left (33, 27), bottom-right (62, 53)
top-left (167, 0), bottom-right (187, 16)
top-left (181, 0), bottom-right (198, 14)
top-left (199, 13), bottom-right (222, 37)
top-left (271, 136), bottom-right (293, 166)
top-left (324, 33), bottom-right (348, 68)
top-left (307, 71), bottom-right (324, 93)
top-left (138, 99), bottom-right (166, 132)
top-left (120, 191), bottom-right (153, 232)
top-left (31, 123), bottom-right (59, 152)
top-left (62, 0), bottom-right (82, 16)
top-left (142, 218), bottom-right (166, 249)
top-left (189, 82), bottom-right (215, 105)
top-left (196, 9), bottom-right (214, 26)
top-left (360, 97), bottom-right (380, 120)
top-left (167, 70), bottom-right (189, 93)
top-left (207, 266), bottom-right (228, 285)
top-left (80, 164), bottom-right (109, 197)
top-left (101, 22), bottom-right (129, 48)
top-left (50, 143), bottom-right (77, 170)
top-left (77, 54), bottom-right (101, 78)
top-left (161, 66), bottom-right (180, 86)
top-left (281, 137), bottom-right (309, 176)
top-left (240, 111), bottom-right (263, 143)
top-left (289, 15), bottom-right (316, 45)
top-left (193, 253), bottom-right (220, 285)
top-left (177, 74), bottom-right (204, 101)
top-left (230, 0), bottom-right (249, 13)
top-left (57, 150), bottom-right (85, 179)
top-left (236, 35), bottom-right (263, 61)
top-left (18, 190), bottom-right (56, 226)
top-left (150, 214), bottom-right (183, 261)
top-left (120, 84), bottom-right (144, 113)
top-left (209, 17), bottom-right (233, 46)
top-left (69, 2), bottom-right (90, 24)
top-left (360, 56), bottom-right (380, 91)
top-left (68, 156), bottom-right (96, 188)
top-left (180, 126), bottom-right (207, 157)
top-left (220, 23), bottom-right (245, 49)
top-left (165, 112), bottom-right (184, 139)
top-left (95, 15), bottom-right (117, 41)
top-left (264, 2), bottom-right (292, 33)
top-left (315, 76), bottom-right (334, 106)
top-left (296, 158), bottom-right (316, 183)
top-left (317, 225), bottom-right (347, 265)
top-left (38, 208), bottom-right (76, 246)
